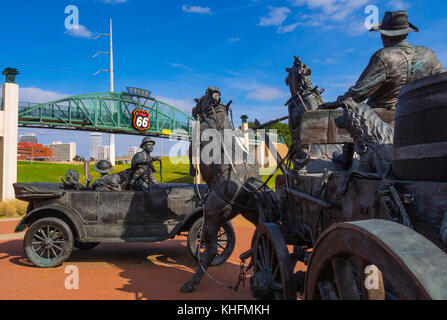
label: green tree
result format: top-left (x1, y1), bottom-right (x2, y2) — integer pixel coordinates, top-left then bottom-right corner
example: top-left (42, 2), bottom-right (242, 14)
top-left (246, 121), bottom-right (291, 147)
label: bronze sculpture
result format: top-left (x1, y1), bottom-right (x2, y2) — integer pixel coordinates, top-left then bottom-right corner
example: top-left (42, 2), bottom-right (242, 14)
top-left (129, 137), bottom-right (160, 190)
top-left (181, 87), bottom-right (276, 293)
top-left (89, 160), bottom-right (122, 192)
top-left (285, 56), bottom-right (341, 170)
top-left (334, 98), bottom-right (394, 177)
top-left (61, 169), bottom-right (84, 191)
top-left (320, 10), bottom-right (446, 170)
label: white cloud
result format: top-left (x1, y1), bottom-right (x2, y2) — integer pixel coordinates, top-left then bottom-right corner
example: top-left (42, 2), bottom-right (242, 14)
top-left (287, 0), bottom-right (370, 36)
top-left (246, 87), bottom-right (289, 102)
top-left (227, 37), bottom-right (241, 43)
top-left (314, 57), bottom-right (339, 64)
top-left (388, 0), bottom-right (410, 10)
top-left (157, 96), bottom-right (196, 114)
top-left (19, 87), bottom-right (70, 103)
top-left (65, 25), bottom-right (93, 39)
top-left (279, 22), bottom-right (299, 33)
top-left (182, 4), bottom-right (212, 14)
top-left (290, 0), bottom-right (369, 21)
top-left (170, 63), bottom-right (193, 72)
top-left (259, 6), bottom-right (291, 27)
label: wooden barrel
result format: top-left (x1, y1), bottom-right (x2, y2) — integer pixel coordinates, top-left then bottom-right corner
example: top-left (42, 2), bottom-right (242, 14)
top-left (393, 72), bottom-right (447, 182)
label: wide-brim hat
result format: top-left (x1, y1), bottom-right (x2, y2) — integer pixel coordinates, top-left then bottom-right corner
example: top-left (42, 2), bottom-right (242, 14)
top-left (94, 160), bottom-right (113, 174)
top-left (140, 137), bottom-right (156, 148)
top-left (206, 87), bottom-right (221, 96)
top-left (370, 11), bottom-right (419, 37)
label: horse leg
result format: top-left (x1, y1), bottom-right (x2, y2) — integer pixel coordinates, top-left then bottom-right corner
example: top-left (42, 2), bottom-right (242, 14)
top-left (180, 205), bottom-right (233, 293)
top-left (336, 171), bottom-right (353, 200)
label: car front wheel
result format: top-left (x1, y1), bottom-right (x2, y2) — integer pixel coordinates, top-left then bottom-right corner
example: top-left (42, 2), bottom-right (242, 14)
top-left (187, 218), bottom-right (236, 266)
top-left (24, 217), bottom-right (74, 268)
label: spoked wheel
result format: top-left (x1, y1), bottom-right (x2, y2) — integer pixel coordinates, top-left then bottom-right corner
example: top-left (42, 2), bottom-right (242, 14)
top-left (24, 217), bottom-right (74, 268)
top-left (305, 220), bottom-right (447, 300)
top-left (187, 218), bottom-right (236, 267)
top-left (250, 223), bottom-right (297, 300)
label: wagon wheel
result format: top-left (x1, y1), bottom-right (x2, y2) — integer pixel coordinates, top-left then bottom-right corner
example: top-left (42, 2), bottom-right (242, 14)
top-left (250, 223), bottom-right (297, 300)
top-left (305, 219), bottom-right (447, 300)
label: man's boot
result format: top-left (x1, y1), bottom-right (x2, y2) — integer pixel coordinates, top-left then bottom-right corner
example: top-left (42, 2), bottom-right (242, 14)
top-left (332, 143), bottom-right (355, 171)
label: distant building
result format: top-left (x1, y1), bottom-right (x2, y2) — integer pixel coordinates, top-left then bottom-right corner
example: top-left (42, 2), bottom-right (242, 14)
top-left (128, 146), bottom-right (141, 159)
top-left (47, 142), bottom-right (76, 162)
top-left (19, 134), bottom-right (38, 144)
top-left (18, 143), bottom-right (54, 162)
top-left (98, 146), bottom-right (110, 161)
top-left (90, 133), bottom-right (102, 160)
top-left (238, 118), bottom-right (289, 169)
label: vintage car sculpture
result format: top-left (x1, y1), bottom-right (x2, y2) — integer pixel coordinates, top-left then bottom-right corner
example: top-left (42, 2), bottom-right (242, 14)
top-left (13, 175), bottom-right (236, 268)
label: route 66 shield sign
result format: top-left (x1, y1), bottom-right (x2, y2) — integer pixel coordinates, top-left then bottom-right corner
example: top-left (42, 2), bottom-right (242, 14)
top-left (132, 109), bottom-right (150, 131)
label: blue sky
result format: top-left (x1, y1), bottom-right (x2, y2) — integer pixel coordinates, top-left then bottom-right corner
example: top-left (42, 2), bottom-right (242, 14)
top-left (2, 0), bottom-right (446, 158)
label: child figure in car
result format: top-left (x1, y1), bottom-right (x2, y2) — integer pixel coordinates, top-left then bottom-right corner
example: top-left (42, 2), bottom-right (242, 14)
top-left (89, 160), bottom-right (122, 192)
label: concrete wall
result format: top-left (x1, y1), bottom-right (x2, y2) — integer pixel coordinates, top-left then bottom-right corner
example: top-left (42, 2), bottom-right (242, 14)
top-left (264, 142), bottom-right (289, 168)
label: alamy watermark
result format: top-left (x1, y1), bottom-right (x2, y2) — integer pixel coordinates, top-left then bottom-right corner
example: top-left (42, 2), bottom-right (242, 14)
top-left (167, 122), bottom-right (279, 166)
top-left (65, 265), bottom-right (79, 290)
top-left (364, 5), bottom-right (380, 31)
top-left (364, 265), bottom-right (381, 290)
top-left (65, 5), bottom-right (80, 30)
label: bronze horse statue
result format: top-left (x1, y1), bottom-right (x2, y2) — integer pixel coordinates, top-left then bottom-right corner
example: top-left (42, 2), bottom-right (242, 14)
top-left (182, 87), bottom-right (279, 293)
top-left (285, 56), bottom-right (341, 169)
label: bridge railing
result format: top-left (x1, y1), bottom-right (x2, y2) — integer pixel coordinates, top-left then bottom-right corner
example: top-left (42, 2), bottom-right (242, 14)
top-left (18, 92), bottom-right (193, 139)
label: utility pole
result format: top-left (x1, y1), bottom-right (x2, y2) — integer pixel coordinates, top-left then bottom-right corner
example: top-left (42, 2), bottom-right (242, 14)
top-left (93, 18), bottom-right (116, 165)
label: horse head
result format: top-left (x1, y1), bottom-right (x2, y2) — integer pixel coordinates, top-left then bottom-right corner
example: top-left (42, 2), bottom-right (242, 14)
top-left (286, 56), bottom-right (313, 96)
top-left (286, 56), bottom-right (325, 112)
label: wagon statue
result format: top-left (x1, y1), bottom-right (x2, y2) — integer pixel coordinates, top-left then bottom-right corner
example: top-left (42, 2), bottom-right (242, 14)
top-left (243, 65), bottom-right (447, 300)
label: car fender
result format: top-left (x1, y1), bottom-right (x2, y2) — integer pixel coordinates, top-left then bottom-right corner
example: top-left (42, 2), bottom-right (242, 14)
top-left (15, 205), bottom-right (87, 239)
top-left (169, 207), bottom-right (204, 237)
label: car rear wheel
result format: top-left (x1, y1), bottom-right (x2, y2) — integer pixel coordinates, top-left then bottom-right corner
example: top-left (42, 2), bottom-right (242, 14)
top-left (187, 218), bottom-right (236, 266)
top-left (24, 217), bottom-right (74, 268)
top-left (74, 241), bottom-right (100, 251)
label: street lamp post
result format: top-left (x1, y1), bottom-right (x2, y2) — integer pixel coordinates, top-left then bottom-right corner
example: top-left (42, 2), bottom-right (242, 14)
top-left (93, 18), bottom-right (116, 165)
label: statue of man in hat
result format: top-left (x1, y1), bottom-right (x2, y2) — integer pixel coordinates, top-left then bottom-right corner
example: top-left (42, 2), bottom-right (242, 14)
top-left (129, 137), bottom-right (161, 190)
top-left (89, 160), bottom-right (122, 192)
top-left (320, 10), bottom-right (446, 170)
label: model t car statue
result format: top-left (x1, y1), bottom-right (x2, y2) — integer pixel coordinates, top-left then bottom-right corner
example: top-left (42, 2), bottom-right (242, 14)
top-left (12, 157), bottom-right (236, 269)
top-left (245, 66), bottom-right (447, 300)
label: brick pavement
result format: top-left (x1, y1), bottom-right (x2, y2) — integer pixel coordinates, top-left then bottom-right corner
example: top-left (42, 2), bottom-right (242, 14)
top-left (0, 217), bottom-right (257, 300)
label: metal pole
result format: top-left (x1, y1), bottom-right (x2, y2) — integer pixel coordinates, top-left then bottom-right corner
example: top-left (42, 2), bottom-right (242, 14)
top-left (161, 138), bottom-right (163, 160)
top-left (93, 19), bottom-right (116, 165)
top-left (109, 19), bottom-right (116, 165)
top-left (109, 19), bottom-right (114, 93)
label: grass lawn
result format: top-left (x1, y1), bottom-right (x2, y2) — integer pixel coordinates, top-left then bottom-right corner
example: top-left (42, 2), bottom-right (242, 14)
top-left (18, 159), bottom-right (280, 188)
top-left (4, 159), bottom-right (279, 218)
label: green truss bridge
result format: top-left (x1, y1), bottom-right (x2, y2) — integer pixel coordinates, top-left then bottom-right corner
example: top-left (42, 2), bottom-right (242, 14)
top-left (18, 91), bottom-right (194, 140)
